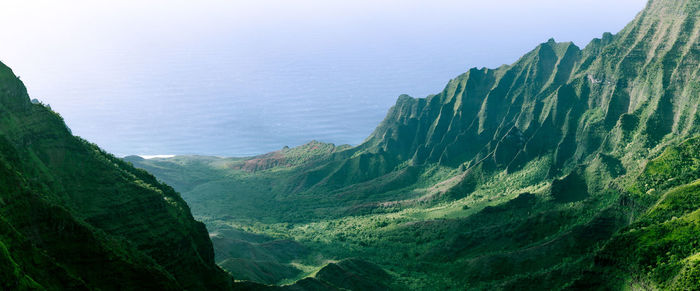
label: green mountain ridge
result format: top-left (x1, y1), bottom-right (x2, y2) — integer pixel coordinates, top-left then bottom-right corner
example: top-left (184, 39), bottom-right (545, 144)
top-left (0, 62), bottom-right (234, 289)
top-left (0, 0), bottom-right (697, 289)
top-left (129, 0), bottom-right (700, 289)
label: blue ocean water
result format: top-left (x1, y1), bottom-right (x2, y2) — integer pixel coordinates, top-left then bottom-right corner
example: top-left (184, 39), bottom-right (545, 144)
top-left (34, 44), bottom-right (474, 157)
top-left (2, 1), bottom-right (646, 157)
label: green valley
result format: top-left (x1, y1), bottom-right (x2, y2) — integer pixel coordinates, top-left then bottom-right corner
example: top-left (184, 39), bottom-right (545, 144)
top-left (0, 0), bottom-right (697, 290)
top-left (127, 0), bottom-right (700, 289)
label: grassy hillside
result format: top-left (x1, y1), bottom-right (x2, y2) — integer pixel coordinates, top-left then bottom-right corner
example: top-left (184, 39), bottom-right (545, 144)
top-left (129, 0), bottom-right (700, 289)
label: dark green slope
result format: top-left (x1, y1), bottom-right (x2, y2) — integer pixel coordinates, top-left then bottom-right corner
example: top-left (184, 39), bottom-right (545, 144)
top-left (232, 258), bottom-right (393, 291)
top-left (129, 0), bottom-right (700, 289)
top-left (571, 136), bottom-right (700, 289)
top-left (0, 62), bottom-right (233, 289)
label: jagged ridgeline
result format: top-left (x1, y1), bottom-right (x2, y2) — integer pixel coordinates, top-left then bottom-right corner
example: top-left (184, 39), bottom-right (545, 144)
top-left (0, 62), bottom-right (235, 289)
top-left (240, 0), bottom-right (700, 206)
top-left (360, 0), bottom-right (699, 180)
top-left (130, 0), bottom-right (700, 289)
top-left (126, 0), bottom-right (700, 289)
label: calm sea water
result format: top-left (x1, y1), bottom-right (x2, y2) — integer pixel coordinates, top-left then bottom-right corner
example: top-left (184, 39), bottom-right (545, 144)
top-left (32, 44), bottom-right (478, 157)
top-left (2, 1), bottom-right (646, 157)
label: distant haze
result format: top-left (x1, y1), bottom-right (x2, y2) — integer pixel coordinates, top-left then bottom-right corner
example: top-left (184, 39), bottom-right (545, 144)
top-left (0, 0), bottom-right (646, 157)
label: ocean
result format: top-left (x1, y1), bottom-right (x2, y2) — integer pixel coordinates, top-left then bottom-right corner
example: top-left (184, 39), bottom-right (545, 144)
top-left (1, 1), bottom-right (644, 157)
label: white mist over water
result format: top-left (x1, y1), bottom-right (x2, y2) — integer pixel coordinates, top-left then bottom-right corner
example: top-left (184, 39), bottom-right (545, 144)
top-left (0, 0), bottom-right (646, 157)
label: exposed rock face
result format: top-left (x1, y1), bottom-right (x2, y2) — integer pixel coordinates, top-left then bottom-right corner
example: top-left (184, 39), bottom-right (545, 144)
top-left (0, 62), bottom-right (233, 289)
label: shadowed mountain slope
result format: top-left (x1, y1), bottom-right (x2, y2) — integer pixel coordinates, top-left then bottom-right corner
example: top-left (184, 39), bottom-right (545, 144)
top-left (0, 61), bottom-right (234, 289)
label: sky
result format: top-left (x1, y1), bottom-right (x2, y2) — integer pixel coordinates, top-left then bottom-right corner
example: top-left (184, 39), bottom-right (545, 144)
top-left (0, 0), bottom-right (647, 156)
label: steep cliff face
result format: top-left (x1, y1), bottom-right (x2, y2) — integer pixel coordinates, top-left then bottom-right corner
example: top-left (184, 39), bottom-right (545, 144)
top-left (128, 0), bottom-right (700, 289)
top-left (302, 0), bottom-right (699, 190)
top-left (363, 40), bottom-right (583, 169)
top-left (0, 62), bottom-right (233, 289)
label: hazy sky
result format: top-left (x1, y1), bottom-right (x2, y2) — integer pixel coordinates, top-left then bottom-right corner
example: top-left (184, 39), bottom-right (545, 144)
top-left (0, 0), bottom-right (647, 156)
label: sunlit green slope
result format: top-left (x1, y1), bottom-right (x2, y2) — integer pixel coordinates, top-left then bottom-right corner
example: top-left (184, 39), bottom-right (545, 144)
top-left (129, 0), bottom-right (700, 289)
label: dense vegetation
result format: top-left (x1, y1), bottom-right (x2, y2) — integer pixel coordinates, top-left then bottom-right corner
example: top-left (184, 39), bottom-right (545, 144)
top-left (0, 0), bottom-right (697, 289)
top-left (130, 0), bottom-right (700, 289)
top-left (0, 62), bottom-right (234, 289)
